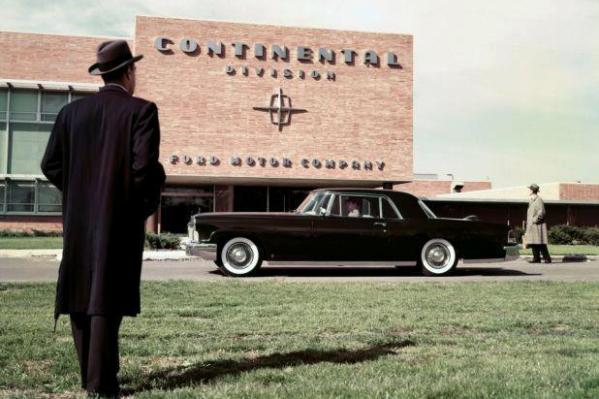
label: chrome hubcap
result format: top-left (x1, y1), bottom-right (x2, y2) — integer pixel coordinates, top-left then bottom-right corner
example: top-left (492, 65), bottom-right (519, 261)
top-left (426, 244), bottom-right (449, 268)
top-left (226, 243), bottom-right (253, 268)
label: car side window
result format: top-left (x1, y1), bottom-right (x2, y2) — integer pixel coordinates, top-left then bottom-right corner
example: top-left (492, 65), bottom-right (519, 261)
top-left (319, 193), bottom-right (332, 214)
top-left (340, 195), bottom-right (381, 218)
top-left (329, 195), bottom-right (341, 216)
top-left (382, 198), bottom-right (400, 219)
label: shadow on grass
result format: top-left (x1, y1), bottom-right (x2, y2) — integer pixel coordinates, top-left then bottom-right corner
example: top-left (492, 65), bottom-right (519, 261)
top-left (124, 340), bottom-right (414, 393)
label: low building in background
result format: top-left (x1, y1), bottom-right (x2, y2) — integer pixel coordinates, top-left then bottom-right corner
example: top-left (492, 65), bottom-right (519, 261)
top-left (395, 174), bottom-right (492, 197)
top-left (423, 182), bottom-right (599, 228)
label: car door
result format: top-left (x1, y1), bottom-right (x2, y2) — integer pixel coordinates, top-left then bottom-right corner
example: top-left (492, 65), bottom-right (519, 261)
top-left (382, 197), bottom-right (421, 261)
top-left (311, 193), bottom-right (390, 261)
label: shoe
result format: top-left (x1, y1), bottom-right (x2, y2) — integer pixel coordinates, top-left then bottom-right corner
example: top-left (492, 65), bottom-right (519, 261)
top-left (528, 259), bottom-right (541, 264)
top-left (543, 259), bottom-right (552, 264)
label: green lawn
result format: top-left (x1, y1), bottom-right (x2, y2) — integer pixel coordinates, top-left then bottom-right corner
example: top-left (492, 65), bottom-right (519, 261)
top-left (0, 237), bottom-right (63, 250)
top-left (519, 244), bottom-right (599, 256)
top-left (1, 281), bottom-right (598, 398)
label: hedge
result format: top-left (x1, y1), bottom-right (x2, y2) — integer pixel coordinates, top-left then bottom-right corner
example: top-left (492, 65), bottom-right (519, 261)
top-left (548, 225), bottom-right (599, 246)
top-left (1, 229), bottom-right (182, 250)
top-left (145, 232), bottom-right (181, 250)
top-left (0, 229), bottom-right (63, 237)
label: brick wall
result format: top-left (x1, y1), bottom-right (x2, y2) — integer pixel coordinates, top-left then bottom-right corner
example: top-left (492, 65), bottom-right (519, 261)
top-left (134, 16), bottom-right (413, 185)
top-left (396, 180), bottom-right (492, 197)
top-left (560, 183), bottom-right (599, 201)
top-left (0, 31), bottom-right (131, 83)
top-left (0, 216), bottom-right (62, 232)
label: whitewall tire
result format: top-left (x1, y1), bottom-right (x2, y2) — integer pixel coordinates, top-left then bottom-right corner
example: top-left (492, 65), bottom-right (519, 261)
top-left (220, 237), bottom-right (262, 276)
top-left (420, 238), bottom-right (457, 276)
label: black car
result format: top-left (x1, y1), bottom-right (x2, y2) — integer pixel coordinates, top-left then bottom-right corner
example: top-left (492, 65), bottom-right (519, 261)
top-left (186, 188), bottom-right (517, 276)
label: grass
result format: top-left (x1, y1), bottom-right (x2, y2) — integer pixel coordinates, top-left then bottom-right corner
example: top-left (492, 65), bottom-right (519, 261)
top-left (0, 237), bottom-right (63, 250)
top-left (519, 244), bottom-right (599, 256)
top-left (0, 281), bottom-right (598, 398)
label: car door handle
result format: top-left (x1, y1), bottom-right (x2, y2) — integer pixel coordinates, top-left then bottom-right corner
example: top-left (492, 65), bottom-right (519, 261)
top-left (374, 222), bottom-right (387, 228)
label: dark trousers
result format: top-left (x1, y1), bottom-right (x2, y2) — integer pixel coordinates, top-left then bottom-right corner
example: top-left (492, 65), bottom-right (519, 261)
top-left (531, 244), bottom-right (552, 262)
top-left (69, 313), bottom-right (123, 395)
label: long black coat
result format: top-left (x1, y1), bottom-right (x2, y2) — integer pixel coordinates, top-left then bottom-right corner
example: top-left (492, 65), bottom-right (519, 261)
top-left (41, 85), bottom-right (165, 318)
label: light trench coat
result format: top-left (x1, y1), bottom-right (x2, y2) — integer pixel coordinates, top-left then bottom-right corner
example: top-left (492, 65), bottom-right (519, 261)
top-left (525, 194), bottom-right (549, 245)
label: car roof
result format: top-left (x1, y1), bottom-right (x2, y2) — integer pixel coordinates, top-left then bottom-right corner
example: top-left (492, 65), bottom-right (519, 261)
top-left (313, 188), bottom-right (420, 200)
top-left (312, 188), bottom-right (428, 219)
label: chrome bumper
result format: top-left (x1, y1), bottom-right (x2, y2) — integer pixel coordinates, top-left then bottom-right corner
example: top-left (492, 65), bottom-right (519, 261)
top-left (186, 241), bottom-right (217, 261)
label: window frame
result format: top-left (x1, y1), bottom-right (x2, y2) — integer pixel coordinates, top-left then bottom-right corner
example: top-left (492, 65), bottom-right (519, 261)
top-left (5, 179), bottom-right (36, 214)
top-left (40, 90), bottom-right (69, 122)
top-left (1, 178), bottom-right (62, 215)
top-left (0, 87), bottom-right (7, 121)
top-left (0, 85), bottom-right (93, 215)
top-left (380, 196), bottom-right (403, 219)
top-left (326, 192), bottom-right (404, 220)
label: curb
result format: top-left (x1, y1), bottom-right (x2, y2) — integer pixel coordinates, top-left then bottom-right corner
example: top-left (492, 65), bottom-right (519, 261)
top-left (0, 250), bottom-right (595, 263)
top-left (0, 249), bottom-right (192, 261)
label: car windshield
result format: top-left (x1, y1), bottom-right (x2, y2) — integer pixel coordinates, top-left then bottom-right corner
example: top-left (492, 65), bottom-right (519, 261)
top-left (418, 200), bottom-right (437, 219)
top-left (296, 192), bottom-right (328, 214)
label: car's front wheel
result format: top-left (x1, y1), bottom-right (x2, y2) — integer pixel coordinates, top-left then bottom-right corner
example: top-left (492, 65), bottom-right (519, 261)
top-left (419, 238), bottom-right (457, 276)
top-left (219, 237), bottom-right (262, 276)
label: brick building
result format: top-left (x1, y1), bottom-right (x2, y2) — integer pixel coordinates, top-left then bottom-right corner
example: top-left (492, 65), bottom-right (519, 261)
top-left (0, 16), bottom-right (595, 234)
top-left (0, 16), bottom-right (415, 233)
top-left (427, 182), bottom-right (599, 228)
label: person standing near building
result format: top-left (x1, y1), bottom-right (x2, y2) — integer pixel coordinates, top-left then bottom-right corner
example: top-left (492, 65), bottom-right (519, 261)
top-left (525, 184), bottom-right (552, 263)
top-left (41, 40), bottom-right (165, 397)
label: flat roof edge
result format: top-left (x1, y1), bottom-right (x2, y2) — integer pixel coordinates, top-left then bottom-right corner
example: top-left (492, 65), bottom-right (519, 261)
top-left (0, 79), bottom-right (100, 91)
top-left (135, 15), bottom-right (413, 38)
top-left (423, 197), bottom-right (599, 206)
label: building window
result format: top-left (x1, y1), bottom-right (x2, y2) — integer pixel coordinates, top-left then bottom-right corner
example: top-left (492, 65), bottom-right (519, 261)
top-left (6, 180), bottom-right (35, 212)
top-left (9, 89), bottom-right (38, 121)
top-left (0, 88), bottom-right (7, 121)
top-left (1, 179), bottom-right (61, 215)
top-left (8, 122), bottom-right (51, 175)
top-left (0, 121), bottom-right (6, 175)
top-left (1, 87), bottom-right (94, 177)
top-left (0, 180), bottom-right (5, 213)
top-left (1, 89), bottom-right (8, 174)
top-left (41, 91), bottom-right (68, 122)
top-left (0, 86), bottom-right (93, 215)
top-left (37, 181), bottom-right (62, 213)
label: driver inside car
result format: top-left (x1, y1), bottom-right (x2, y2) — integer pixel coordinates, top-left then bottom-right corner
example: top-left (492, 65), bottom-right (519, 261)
top-left (346, 199), bottom-right (361, 217)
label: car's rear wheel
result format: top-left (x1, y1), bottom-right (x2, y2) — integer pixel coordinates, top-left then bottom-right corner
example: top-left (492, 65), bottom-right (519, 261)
top-left (419, 238), bottom-right (457, 276)
top-left (219, 237), bottom-right (262, 276)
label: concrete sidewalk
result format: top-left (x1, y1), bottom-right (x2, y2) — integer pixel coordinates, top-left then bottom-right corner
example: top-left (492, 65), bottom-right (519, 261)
top-left (0, 249), bottom-right (595, 262)
top-left (1, 257), bottom-right (598, 283)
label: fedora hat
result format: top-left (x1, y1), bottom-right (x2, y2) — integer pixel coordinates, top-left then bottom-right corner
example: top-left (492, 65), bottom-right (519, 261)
top-left (528, 183), bottom-right (540, 193)
top-left (88, 40), bottom-right (143, 76)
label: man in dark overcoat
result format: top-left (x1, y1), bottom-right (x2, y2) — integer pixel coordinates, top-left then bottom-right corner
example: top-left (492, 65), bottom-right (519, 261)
top-left (41, 40), bottom-right (165, 397)
top-left (525, 183), bottom-right (552, 263)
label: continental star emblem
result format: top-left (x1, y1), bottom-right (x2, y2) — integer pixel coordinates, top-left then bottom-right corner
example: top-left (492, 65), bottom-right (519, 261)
top-left (253, 88), bottom-right (307, 131)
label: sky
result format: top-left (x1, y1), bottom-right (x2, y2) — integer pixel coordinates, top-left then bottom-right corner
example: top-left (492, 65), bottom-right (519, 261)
top-left (1, 0), bottom-right (597, 187)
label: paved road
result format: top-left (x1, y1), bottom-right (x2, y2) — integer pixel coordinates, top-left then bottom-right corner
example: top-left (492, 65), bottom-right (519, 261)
top-left (1, 257), bottom-right (598, 283)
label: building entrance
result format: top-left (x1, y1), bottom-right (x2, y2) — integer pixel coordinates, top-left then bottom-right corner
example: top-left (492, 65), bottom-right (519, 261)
top-left (233, 186), bottom-right (313, 212)
top-left (159, 186), bottom-right (214, 234)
